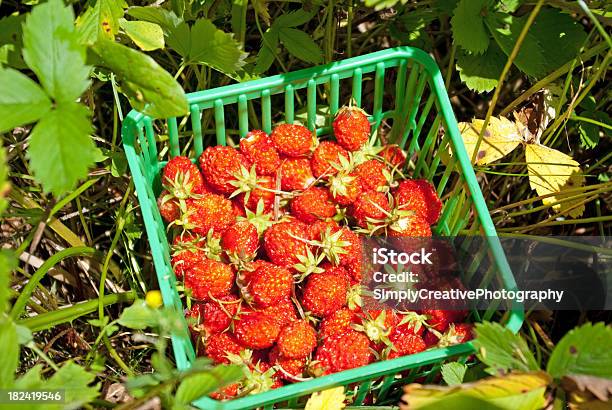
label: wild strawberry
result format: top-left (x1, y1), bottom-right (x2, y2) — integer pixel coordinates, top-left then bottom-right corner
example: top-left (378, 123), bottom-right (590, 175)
top-left (185, 303), bottom-right (205, 338)
top-left (444, 323), bottom-right (474, 345)
top-left (387, 333), bottom-right (426, 359)
top-left (209, 383), bottom-right (239, 400)
top-left (158, 191), bottom-right (181, 223)
top-left (393, 179), bottom-right (442, 225)
top-left (233, 310), bottom-right (281, 349)
top-left (221, 221), bottom-right (259, 262)
top-left (353, 159), bottom-right (388, 192)
top-left (184, 259), bottom-right (235, 301)
top-left (242, 361), bottom-right (284, 393)
top-left (279, 158), bottom-right (315, 191)
top-left (328, 172), bottom-right (363, 206)
top-left (349, 190), bottom-right (390, 228)
top-left (204, 332), bottom-right (245, 364)
top-left (269, 346), bottom-right (306, 381)
top-left (302, 269), bottom-right (349, 317)
top-left (379, 144), bottom-right (407, 168)
top-left (333, 106), bottom-right (371, 151)
top-left (424, 330), bottom-right (439, 347)
top-left (246, 264), bottom-right (293, 308)
top-left (263, 220), bottom-right (311, 268)
top-left (313, 330), bottom-right (373, 375)
top-left (202, 295), bottom-right (241, 335)
top-left (171, 234), bottom-right (212, 279)
top-left (199, 146), bottom-right (250, 195)
top-left (277, 320), bottom-right (317, 359)
top-left (309, 219), bottom-right (340, 240)
top-left (176, 193), bottom-right (235, 236)
top-left (261, 299), bottom-right (298, 328)
top-left (392, 311), bottom-right (429, 337)
top-left (311, 141), bottom-right (349, 178)
top-left (319, 307), bottom-right (359, 339)
top-left (421, 309), bottom-right (466, 332)
top-left (239, 130), bottom-right (281, 176)
top-left (290, 187), bottom-right (336, 223)
top-left (388, 213), bottom-right (432, 237)
top-left (162, 156), bottom-right (206, 196)
top-left (270, 123), bottom-right (315, 157)
top-left (344, 257), bottom-right (364, 283)
top-left (231, 199), bottom-right (247, 218)
top-left (235, 175), bottom-right (276, 212)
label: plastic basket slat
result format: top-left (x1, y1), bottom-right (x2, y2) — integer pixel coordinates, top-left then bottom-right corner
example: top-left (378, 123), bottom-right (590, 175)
top-left (122, 47), bottom-right (524, 409)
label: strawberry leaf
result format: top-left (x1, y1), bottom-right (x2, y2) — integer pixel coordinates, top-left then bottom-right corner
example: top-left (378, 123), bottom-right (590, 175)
top-left (0, 67), bottom-right (51, 133)
top-left (119, 18), bottom-right (165, 51)
top-left (451, 0), bottom-right (490, 54)
top-left (456, 42), bottom-right (505, 93)
top-left (27, 103), bottom-right (96, 196)
top-left (278, 27), bottom-right (323, 64)
top-left (22, 0), bottom-right (90, 102)
top-left (76, 0), bottom-right (127, 45)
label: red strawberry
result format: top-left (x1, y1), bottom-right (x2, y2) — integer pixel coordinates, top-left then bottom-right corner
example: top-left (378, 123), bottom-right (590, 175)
top-left (388, 213), bottom-right (432, 237)
top-left (308, 219), bottom-right (340, 240)
top-left (328, 172), bottom-right (363, 206)
top-left (235, 175), bottom-right (276, 212)
top-left (261, 299), bottom-right (298, 328)
top-left (380, 144), bottom-right (406, 168)
top-left (446, 323), bottom-right (474, 344)
top-left (313, 330), bottom-right (373, 375)
top-left (269, 346), bottom-right (306, 381)
top-left (290, 187), bottom-right (336, 223)
top-left (158, 191), bottom-right (181, 223)
top-left (162, 156), bottom-right (206, 195)
top-left (302, 269), bottom-right (349, 317)
top-left (353, 159), bottom-right (388, 192)
top-left (263, 220), bottom-right (311, 268)
top-left (344, 257), bottom-right (364, 284)
top-left (247, 264), bottom-right (293, 308)
top-left (204, 332), bottom-right (245, 364)
top-left (199, 146), bottom-right (250, 195)
top-left (184, 259), bottom-right (235, 301)
top-left (279, 158), bottom-right (315, 191)
top-left (277, 320), bottom-right (317, 359)
top-left (349, 190), bottom-right (390, 228)
top-left (311, 141), bottom-right (349, 178)
top-left (421, 309), bottom-right (466, 332)
top-left (333, 106), bottom-right (371, 151)
top-left (387, 333), bottom-right (426, 358)
top-left (233, 310), bottom-right (281, 349)
top-left (239, 130), bottom-right (281, 176)
top-left (177, 193), bottom-right (235, 236)
top-left (209, 383), bottom-right (239, 400)
top-left (171, 233), bottom-right (208, 279)
top-left (185, 303), bottom-right (205, 338)
top-left (243, 361), bottom-right (284, 393)
top-left (424, 330), bottom-right (439, 347)
top-left (202, 295), bottom-right (241, 335)
top-left (270, 124), bottom-right (315, 157)
top-left (319, 307), bottom-right (359, 339)
top-left (221, 221), bottom-right (259, 262)
top-left (231, 199), bottom-right (247, 218)
top-left (393, 179), bottom-right (442, 225)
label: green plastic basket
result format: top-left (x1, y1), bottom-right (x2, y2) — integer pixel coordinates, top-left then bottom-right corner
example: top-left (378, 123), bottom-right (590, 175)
top-left (122, 46), bottom-right (524, 409)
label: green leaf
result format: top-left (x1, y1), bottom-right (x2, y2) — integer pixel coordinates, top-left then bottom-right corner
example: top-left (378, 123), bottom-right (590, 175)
top-left (0, 320), bottom-right (18, 388)
top-left (402, 371), bottom-right (551, 410)
top-left (167, 19), bottom-right (247, 75)
top-left (76, 0), bottom-right (127, 45)
top-left (547, 322), bottom-right (612, 379)
top-left (0, 250), bottom-right (16, 313)
top-left (365, 0), bottom-right (408, 11)
top-left (0, 67), bottom-right (51, 132)
top-left (91, 39), bottom-right (188, 118)
top-left (46, 362), bottom-right (99, 408)
top-left (231, 0), bottom-right (248, 43)
top-left (117, 300), bottom-right (159, 329)
top-left (456, 42), bottom-right (505, 92)
top-left (120, 19), bottom-right (165, 51)
top-left (126, 6), bottom-right (181, 32)
top-left (274, 9), bottom-right (316, 28)
top-left (473, 322), bottom-right (539, 374)
top-left (15, 324), bottom-right (33, 345)
top-left (22, 0), bottom-right (91, 102)
top-left (27, 103), bottom-right (96, 196)
top-left (0, 15), bottom-right (26, 69)
top-left (441, 362), bottom-right (467, 386)
top-left (255, 29), bottom-right (278, 74)
top-left (278, 27), bottom-right (323, 64)
top-left (175, 365), bottom-right (243, 405)
top-left (486, 8), bottom-right (587, 78)
top-left (451, 0), bottom-right (490, 54)
top-left (171, 0), bottom-right (186, 18)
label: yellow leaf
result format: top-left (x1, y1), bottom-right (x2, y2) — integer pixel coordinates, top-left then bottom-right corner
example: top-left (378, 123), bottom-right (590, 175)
top-left (525, 144), bottom-right (585, 218)
top-left (456, 116), bottom-right (522, 165)
top-left (305, 387), bottom-right (346, 410)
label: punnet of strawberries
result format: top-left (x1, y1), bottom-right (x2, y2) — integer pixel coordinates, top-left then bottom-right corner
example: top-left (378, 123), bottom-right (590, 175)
top-left (157, 106), bottom-right (474, 399)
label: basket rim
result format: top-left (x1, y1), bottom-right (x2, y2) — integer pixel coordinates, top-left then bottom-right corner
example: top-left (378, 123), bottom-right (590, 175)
top-left (121, 45), bottom-right (525, 410)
